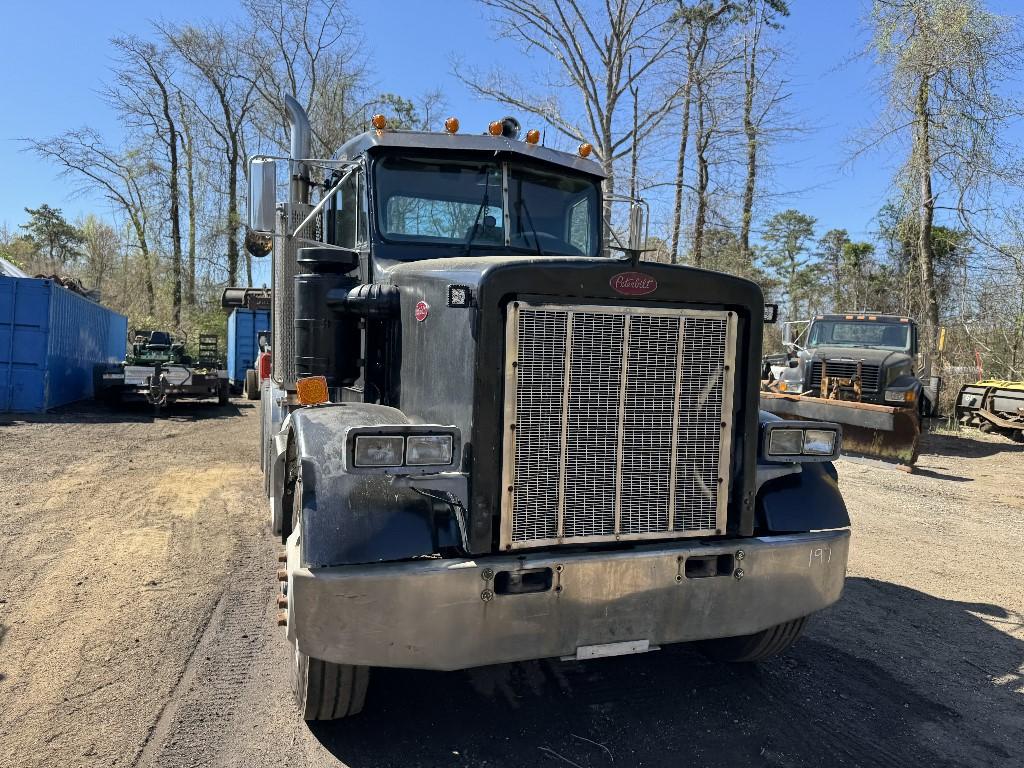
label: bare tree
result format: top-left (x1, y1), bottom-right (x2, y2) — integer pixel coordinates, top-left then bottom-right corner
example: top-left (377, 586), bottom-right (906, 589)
top-left (461, 0), bottom-right (679, 218)
top-left (162, 21), bottom-right (259, 286)
top-left (860, 0), bottom-right (1024, 355)
top-left (738, 0), bottom-right (788, 264)
top-left (242, 0), bottom-right (371, 158)
top-left (177, 92), bottom-right (198, 305)
top-left (107, 35), bottom-right (184, 323)
top-left (27, 129), bottom-right (157, 314)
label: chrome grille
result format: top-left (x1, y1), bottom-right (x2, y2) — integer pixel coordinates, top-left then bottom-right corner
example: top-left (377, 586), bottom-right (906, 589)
top-left (502, 302), bottom-right (737, 549)
top-left (809, 360), bottom-right (881, 392)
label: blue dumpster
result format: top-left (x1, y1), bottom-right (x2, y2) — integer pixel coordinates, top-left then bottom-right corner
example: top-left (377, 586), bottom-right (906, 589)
top-left (226, 308), bottom-right (270, 391)
top-left (0, 276), bottom-right (128, 412)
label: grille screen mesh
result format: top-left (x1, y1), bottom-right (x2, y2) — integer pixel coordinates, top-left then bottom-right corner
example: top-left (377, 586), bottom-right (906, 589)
top-left (507, 304), bottom-right (733, 546)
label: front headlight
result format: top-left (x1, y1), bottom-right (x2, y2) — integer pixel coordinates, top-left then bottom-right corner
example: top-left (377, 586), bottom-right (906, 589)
top-left (405, 435), bottom-right (454, 466)
top-left (803, 429), bottom-right (836, 455)
top-left (762, 421), bottom-right (842, 462)
top-left (354, 435), bottom-right (405, 467)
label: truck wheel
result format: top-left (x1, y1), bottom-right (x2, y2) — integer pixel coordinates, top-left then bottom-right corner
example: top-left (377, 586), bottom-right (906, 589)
top-left (698, 617), bottom-right (808, 663)
top-left (291, 644), bottom-right (370, 720)
top-left (244, 369), bottom-right (259, 400)
top-left (285, 466), bottom-right (369, 719)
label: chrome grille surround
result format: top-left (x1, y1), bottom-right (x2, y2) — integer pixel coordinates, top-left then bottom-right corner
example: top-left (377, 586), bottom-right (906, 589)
top-left (501, 302), bottom-right (737, 549)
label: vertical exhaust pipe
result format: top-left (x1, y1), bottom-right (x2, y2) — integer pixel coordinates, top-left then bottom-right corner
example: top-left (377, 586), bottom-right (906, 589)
top-left (284, 94), bottom-right (311, 205)
top-left (274, 95), bottom-right (312, 389)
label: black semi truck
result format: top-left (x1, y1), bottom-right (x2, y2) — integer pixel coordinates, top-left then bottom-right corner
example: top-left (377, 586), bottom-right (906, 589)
top-left (248, 99), bottom-right (851, 720)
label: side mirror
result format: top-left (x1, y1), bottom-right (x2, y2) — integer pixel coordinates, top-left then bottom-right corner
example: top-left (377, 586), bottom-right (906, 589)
top-left (249, 158), bottom-right (277, 234)
top-left (627, 201), bottom-right (647, 251)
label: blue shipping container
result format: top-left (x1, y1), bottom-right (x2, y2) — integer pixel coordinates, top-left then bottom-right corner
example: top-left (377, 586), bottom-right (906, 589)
top-left (227, 308), bottom-right (270, 387)
top-left (0, 276), bottom-right (128, 412)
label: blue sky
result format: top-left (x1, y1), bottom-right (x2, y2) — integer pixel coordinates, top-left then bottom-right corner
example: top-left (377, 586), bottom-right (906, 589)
top-left (0, 0), bottom-right (1017, 249)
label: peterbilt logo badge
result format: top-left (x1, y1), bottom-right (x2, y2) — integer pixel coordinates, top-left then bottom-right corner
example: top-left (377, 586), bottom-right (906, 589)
top-left (610, 272), bottom-right (657, 296)
top-left (414, 301), bottom-right (430, 322)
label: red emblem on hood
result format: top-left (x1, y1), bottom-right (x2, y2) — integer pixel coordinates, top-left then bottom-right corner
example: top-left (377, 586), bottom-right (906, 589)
top-left (414, 301), bottom-right (430, 322)
top-left (610, 272), bottom-right (657, 296)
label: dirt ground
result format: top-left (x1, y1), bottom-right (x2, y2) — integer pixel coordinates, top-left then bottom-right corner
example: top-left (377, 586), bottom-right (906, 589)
top-left (0, 403), bottom-right (1021, 768)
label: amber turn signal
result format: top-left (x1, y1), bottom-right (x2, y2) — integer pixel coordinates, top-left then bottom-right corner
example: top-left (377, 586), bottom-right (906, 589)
top-left (371, 114), bottom-right (387, 130)
top-left (445, 116), bottom-right (460, 133)
top-left (296, 375), bottom-right (329, 406)
top-left (488, 120), bottom-right (503, 136)
top-left (525, 129), bottom-right (540, 144)
top-left (578, 142), bottom-right (593, 158)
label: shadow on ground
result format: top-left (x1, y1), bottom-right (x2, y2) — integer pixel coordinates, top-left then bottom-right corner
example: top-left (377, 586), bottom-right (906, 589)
top-left (308, 578), bottom-right (1021, 768)
top-left (920, 430), bottom-right (1024, 459)
top-left (0, 400), bottom-right (255, 426)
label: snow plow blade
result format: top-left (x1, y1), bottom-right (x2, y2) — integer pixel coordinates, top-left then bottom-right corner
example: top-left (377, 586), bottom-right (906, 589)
top-left (760, 393), bottom-right (920, 470)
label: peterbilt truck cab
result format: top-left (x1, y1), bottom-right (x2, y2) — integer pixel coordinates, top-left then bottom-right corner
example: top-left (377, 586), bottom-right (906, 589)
top-left (249, 99), bottom-right (850, 720)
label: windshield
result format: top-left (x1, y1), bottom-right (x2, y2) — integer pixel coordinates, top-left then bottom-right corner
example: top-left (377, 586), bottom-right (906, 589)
top-left (807, 321), bottom-right (911, 351)
top-left (375, 155), bottom-right (600, 256)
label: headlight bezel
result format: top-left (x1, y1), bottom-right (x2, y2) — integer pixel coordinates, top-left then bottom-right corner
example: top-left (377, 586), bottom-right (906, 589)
top-left (761, 420), bottom-right (842, 463)
top-left (345, 424), bottom-right (460, 474)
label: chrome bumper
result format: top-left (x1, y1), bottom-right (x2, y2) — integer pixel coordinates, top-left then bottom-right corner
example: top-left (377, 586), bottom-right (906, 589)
top-left (287, 529), bottom-right (849, 671)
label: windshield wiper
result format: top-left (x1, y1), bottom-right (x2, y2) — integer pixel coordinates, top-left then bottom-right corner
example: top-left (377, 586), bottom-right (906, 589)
top-left (463, 167), bottom-right (492, 257)
top-left (514, 183), bottom-right (543, 255)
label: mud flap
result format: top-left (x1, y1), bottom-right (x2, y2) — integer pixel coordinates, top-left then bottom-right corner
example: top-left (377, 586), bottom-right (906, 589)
top-left (760, 393), bottom-right (920, 470)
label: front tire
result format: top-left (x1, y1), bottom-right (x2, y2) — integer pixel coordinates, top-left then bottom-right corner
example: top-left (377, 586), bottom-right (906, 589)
top-left (285, 461), bottom-right (370, 719)
top-left (291, 644), bottom-right (369, 720)
top-left (698, 617), bottom-right (808, 662)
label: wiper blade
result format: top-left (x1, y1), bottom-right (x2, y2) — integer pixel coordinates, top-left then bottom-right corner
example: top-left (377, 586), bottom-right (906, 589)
top-left (463, 167), bottom-right (492, 257)
top-left (515, 193), bottom-right (543, 255)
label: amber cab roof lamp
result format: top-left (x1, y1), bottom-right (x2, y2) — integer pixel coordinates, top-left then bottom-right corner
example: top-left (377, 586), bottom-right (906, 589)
top-left (444, 116), bottom-right (460, 134)
top-left (371, 114), bottom-right (387, 131)
top-left (296, 375), bottom-right (330, 406)
top-left (525, 129), bottom-right (541, 144)
top-left (578, 142), bottom-right (593, 158)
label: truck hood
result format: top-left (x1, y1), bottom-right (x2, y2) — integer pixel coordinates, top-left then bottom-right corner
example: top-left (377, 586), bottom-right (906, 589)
top-left (801, 346), bottom-right (912, 369)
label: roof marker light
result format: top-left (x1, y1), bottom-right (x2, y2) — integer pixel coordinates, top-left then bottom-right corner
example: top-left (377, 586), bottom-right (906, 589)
top-left (578, 142), bottom-right (593, 158)
top-left (371, 114), bottom-right (387, 130)
top-left (445, 116), bottom-right (460, 134)
top-left (525, 129), bottom-right (540, 144)
top-left (488, 120), bottom-right (503, 136)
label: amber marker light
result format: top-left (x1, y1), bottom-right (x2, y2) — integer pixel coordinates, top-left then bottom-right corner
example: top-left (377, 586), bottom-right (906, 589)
top-left (578, 142), bottom-right (593, 158)
top-left (525, 129), bottom-right (541, 144)
top-left (371, 114), bottom-right (387, 130)
top-left (488, 120), bottom-right (503, 136)
top-left (445, 116), bottom-right (460, 133)
top-left (296, 375), bottom-right (329, 406)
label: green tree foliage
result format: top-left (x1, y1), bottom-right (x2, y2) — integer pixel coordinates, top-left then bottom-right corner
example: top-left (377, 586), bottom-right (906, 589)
top-left (19, 205), bottom-right (86, 272)
top-left (758, 209), bottom-right (823, 319)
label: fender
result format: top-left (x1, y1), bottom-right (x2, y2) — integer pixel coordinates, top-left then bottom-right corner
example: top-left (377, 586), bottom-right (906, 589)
top-left (755, 409), bottom-right (849, 533)
top-left (756, 461), bottom-right (849, 533)
top-left (289, 403), bottom-right (464, 567)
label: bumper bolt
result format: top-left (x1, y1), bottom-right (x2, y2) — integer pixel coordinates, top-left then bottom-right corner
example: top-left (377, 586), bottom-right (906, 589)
top-left (481, 568), bottom-right (494, 581)
top-left (736, 550), bottom-right (745, 561)
top-left (276, 595), bottom-right (288, 608)
top-left (480, 589), bottom-right (494, 602)
top-left (276, 611), bottom-right (287, 626)
top-left (277, 553), bottom-right (287, 563)
top-left (734, 568), bottom-right (745, 580)
top-left (276, 569), bottom-right (288, 582)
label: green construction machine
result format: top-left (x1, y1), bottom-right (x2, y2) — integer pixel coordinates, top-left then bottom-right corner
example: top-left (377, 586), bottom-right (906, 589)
top-left (95, 330), bottom-right (229, 415)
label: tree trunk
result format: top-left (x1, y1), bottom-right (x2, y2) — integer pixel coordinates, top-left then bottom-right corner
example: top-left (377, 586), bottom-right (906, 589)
top-left (692, 82), bottom-right (709, 268)
top-left (740, 34), bottom-right (758, 266)
top-left (670, 69), bottom-right (693, 263)
top-left (227, 139), bottom-right (240, 285)
top-left (915, 75), bottom-right (940, 355)
top-left (180, 94), bottom-right (197, 305)
top-left (157, 80), bottom-right (182, 326)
